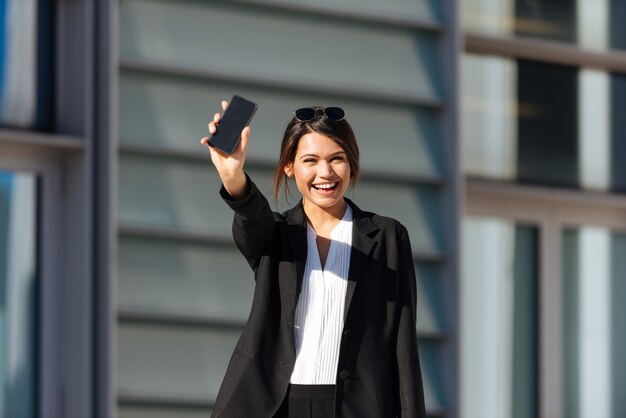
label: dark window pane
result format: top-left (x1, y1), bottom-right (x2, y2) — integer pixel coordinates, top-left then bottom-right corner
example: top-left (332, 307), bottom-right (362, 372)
top-left (610, 233), bottom-right (626, 418)
top-left (610, 0), bottom-right (626, 50)
top-left (463, 53), bottom-right (626, 194)
top-left (611, 73), bottom-right (626, 193)
top-left (511, 225), bottom-right (539, 418)
top-left (515, 0), bottom-right (576, 42)
top-left (517, 60), bottom-right (578, 188)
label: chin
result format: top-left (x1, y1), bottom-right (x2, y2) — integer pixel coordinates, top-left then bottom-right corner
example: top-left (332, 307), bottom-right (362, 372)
top-left (309, 195), bottom-right (345, 209)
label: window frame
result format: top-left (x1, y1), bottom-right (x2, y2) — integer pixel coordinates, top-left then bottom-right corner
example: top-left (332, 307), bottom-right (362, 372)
top-left (0, 136), bottom-right (69, 417)
top-left (464, 178), bottom-right (626, 418)
top-left (463, 13), bottom-right (626, 414)
top-left (0, 130), bottom-right (102, 418)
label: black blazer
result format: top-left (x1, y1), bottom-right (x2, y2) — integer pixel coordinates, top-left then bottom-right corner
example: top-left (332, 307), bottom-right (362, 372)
top-left (211, 176), bottom-right (425, 418)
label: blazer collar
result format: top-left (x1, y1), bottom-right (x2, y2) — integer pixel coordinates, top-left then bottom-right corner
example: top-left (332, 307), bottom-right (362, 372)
top-left (284, 198), bottom-right (380, 321)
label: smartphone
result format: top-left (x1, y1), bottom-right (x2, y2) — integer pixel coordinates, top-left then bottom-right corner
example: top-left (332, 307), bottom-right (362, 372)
top-left (209, 95), bottom-right (258, 154)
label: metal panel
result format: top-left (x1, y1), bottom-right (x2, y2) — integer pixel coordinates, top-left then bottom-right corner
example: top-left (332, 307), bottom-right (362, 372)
top-left (438, 0), bottom-right (462, 416)
top-left (236, 0), bottom-right (443, 25)
top-left (117, 237), bottom-right (255, 322)
top-left (119, 0), bottom-right (443, 101)
top-left (117, 236), bottom-right (444, 334)
top-left (416, 263), bottom-right (446, 335)
top-left (117, 323), bottom-right (240, 401)
top-left (117, 321), bottom-right (443, 412)
top-left (117, 154), bottom-right (443, 256)
top-left (118, 70), bottom-right (444, 180)
top-left (94, 0), bottom-right (120, 416)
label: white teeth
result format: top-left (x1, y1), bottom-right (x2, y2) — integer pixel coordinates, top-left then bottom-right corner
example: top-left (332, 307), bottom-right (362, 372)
top-left (314, 183), bottom-right (336, 190)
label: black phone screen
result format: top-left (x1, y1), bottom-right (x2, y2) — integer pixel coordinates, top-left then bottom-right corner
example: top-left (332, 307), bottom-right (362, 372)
top-left (209, 95), bottom-right (258, 154)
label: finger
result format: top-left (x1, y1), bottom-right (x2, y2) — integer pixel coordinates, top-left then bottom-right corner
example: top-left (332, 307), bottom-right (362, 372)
top-left (208, 122), bottom-right (217, 134)
top-left (221, 100), bottom-right (229, 112)
top-left (209, 144), bottom-right (228, 160)
top-left (239, 126), bottom-right (251, 153)
top-left (200, 137), bottom-right (210, 146)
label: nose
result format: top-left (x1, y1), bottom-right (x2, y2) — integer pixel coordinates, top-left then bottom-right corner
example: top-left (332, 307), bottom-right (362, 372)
top-left (319, 161), bottom-right (334, 177)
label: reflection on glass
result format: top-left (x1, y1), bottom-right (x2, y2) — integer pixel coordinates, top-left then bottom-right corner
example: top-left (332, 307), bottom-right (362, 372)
top-left (462, 217), bottom-right (538, 418)
top-left (563, 227), bottom-right (626, 418)
top-left (462, 54), bottom-right (626, 193)
top-left (461, 54), bottom-right (517, 180)
top-left (579, 69), bottom-right (610, 190)
top-left (0, 0), bottom-right (54, 130)
top-left (0, 171), bottom-right (37, 418)
top-left (516, 59), bottom-right (578, 188)
top-left (462, 0), bottom-right (626, 52)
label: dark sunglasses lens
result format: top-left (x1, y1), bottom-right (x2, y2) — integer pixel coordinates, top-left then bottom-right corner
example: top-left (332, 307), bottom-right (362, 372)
top-left (295, 108), bottom-right (316, 121)
top-left (324, 107), bottom-right (345, 120)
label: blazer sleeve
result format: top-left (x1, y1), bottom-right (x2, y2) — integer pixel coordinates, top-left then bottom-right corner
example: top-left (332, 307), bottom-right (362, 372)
top-left (395, 227), bottom-right (427, 418)
top-left (219, 173), bottom-right (275, 270)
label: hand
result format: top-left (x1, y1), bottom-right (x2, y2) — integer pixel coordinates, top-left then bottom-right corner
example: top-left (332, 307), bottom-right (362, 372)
top-left (201, 100), bottom-right (250, 199)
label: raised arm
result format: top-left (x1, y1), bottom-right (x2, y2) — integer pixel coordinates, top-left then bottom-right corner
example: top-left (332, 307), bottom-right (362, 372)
top-left (201, 100), bottom-right (274, 269)
top-left (201, 100), bottom-right (249, 199)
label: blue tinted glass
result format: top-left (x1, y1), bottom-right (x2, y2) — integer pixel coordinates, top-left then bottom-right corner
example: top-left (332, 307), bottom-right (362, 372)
top-left (0, 171), bottom-right (37, 417)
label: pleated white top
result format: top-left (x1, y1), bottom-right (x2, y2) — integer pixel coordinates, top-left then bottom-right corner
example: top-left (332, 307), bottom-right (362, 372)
top-left (290, 206), bottom-right (353, 384)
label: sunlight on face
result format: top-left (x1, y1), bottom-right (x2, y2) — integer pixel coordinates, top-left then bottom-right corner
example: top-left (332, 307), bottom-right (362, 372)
top-left (284, 132), bottom-right (351, 216)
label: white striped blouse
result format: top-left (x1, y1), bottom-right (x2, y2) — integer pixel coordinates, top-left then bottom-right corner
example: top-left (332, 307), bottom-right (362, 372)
top-left (290, 205), bottom-right (353, 385)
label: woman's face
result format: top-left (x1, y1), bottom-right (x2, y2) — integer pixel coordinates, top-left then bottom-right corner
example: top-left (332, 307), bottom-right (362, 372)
top-left (285, 132), bottom-right (351, 216)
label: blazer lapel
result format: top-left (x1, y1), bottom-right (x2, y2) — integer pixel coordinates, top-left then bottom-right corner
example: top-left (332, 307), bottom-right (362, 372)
top-left (283, 198), bottom-right (378, 322)
top-left (284, 201), bottom-right (308, 318)
top-left (344, 200), bottom-right (378, 321)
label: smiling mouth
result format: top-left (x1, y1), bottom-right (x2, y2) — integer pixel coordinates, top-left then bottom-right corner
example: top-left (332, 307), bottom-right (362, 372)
top-left (313, 182), bottom-right (339, 191)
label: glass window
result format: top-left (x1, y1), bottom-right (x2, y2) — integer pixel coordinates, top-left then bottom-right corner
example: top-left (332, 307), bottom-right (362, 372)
top-left (462, 0), bottom-right (626, 52)
top-left (0, 171), bottom-right (38, 418)
top-left (562, 227), bottom-right (626, 418)
top-left (462, 53), bottom-right (626, 193)
top-left (461, 216), bottom-right (538, 418)
top-left (0, 0), bottom-right (54, 131)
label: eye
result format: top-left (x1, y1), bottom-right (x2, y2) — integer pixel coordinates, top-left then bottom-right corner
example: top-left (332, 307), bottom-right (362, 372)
top-left (303, 158), bottom-right (316, 164)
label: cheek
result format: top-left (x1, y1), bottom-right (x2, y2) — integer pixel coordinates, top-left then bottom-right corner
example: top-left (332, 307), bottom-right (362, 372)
top-left (338, 163), bottom-right (351, 178)
top-left (293, 167), bottom-right (312, 186)
top-left (295, 164), bottom-right (313, 177)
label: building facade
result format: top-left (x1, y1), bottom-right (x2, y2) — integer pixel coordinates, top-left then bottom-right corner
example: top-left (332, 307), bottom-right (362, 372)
top-left (0, 0), bottom-right (625, 417)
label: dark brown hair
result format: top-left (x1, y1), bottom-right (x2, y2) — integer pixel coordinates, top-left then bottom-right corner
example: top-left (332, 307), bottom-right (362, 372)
top-left (272, 109), bottom-right (360, 201)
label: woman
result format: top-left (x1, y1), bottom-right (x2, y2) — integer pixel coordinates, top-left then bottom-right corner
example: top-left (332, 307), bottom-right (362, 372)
top-left (201, 101), bottom-right (425, 418)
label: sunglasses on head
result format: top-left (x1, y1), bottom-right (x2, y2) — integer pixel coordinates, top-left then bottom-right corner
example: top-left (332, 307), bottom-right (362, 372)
top-left (293, 107), bottom-right (346, 122)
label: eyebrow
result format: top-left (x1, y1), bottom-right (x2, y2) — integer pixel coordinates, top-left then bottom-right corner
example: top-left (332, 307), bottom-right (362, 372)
top-left (299, 151), bottom-right (347, 159)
